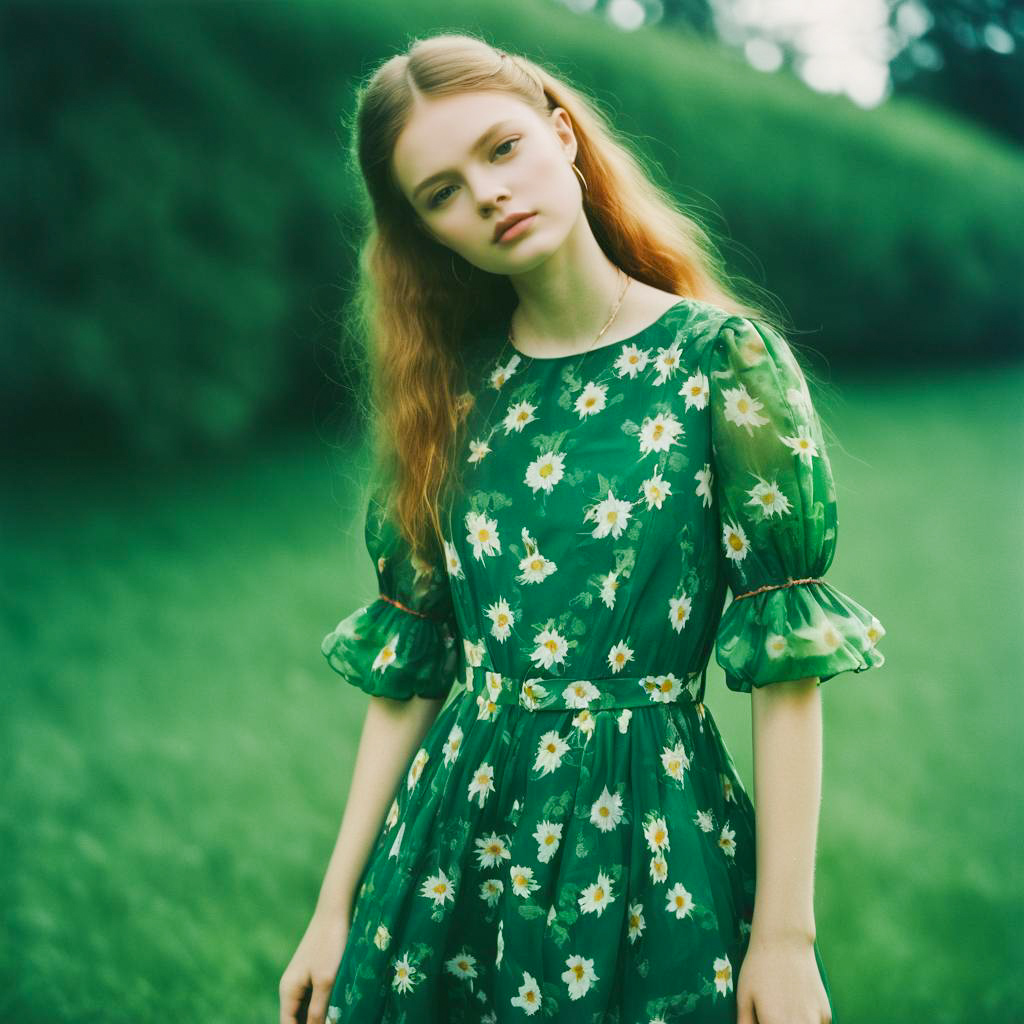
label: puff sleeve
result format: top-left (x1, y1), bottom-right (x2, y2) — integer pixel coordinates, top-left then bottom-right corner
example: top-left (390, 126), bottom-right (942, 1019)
top-left (320, 481), bottom-right (460, 701)
top-left (708, 315), bottom-right (887, 692)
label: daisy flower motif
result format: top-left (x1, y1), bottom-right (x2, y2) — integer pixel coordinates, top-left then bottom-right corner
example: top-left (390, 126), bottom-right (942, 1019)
top-left (644, 816), bottom-right (670, 853)
top-left (373, 923), bottom-right (391, 950)
top-left (572, 709), bottom-right (597, 736)
top-left (479, 878), bottom-right (503, 908)
top-left (467, 762), bottom-right (496, 808)
top-left (722, 384), bottom-right (769, 434)
top-left (627, 901), bottom-right (646, 943)
top-left (745, 477), bottom-right (792, 518)
top-left (617, 708), bottom-right (632, 734)
top-left (419, 868), bottom-right (455, 909)
top-left (590, 785), bottom-right (624, 832)
top-left (446, 950), bottom-right (479, 982)
top-left (489, 353), bottom-right (521, 390)
top-left (764, 633), bottom-right (789, 660)
top-left (574, 381), bottom-right (608, 418)
top-left (534, 730), bottom-right (570, 775)
top-left (578, 870), bottom-right (616, 917)
top-left (510, 971), bottom-right (542, 1016)
top-left (486, 597), bottom-right (515, 642)
top-left (661, 741), bottom-right (691, 782)
top-left (781, 427), bottom-right (820, 466)
top-left (465, 510), bottom-right (502, 561)
top-left (641, 470), bottom-right (672, 510)
top-left (614, 344), bottom-right (651, 378)
top-left (643, 673), bottom-right (685, 704)
top-left (637, 412), bottom-right (684, 456)
top-left (510, 864), bottom-right (541, 898)
top-left (519, 678), bottom-right (550, 711)
top-left (713, 954), bottom-right (734, 996)
top-left (406, 748), bottom-right (428, 791)
top-left (599, 570), bottom-right (621, 609)
top-left (607, 640), bottom-right (634, 673)
top-left (502, 400), bottom-right (538, 434)
top-left (865, 616), bottom-right (887, 648)
top-left (525, 450), bottom-right (566, 494)
top-left (443, 724), bottom-right (464, 767)
top-left (718, 824), bottom-right (737, 858)
top-left (652, 341), bottom-right (685, 385)
top-left (371, 633), bottom-right (400, 673)
top-left (695, 809), bottom-right (714, 833)
top-left (694, 463), bottom-right (713, 508)
top-left (793, 612), bottom-right (846, 656)
top-left (679, 368), bottom-right (709, 410)
top-left (562, 953), bottom-right (599, 1000)
top-left (721, 773), bottom-right (735, 803)
top-left (533, 820), bottom-right (563, 863)
top-left (584, 489), bottom-right (634, 540)
top-left (649, 854), bottom-right (668, 884)
top-left (392, 953), bottom-right (419, 994)
top-left (475, 831), bottom-right (512, 870)
top-left (562, 678), bottom-right (600, 709)
top-left (668, 592), bottom-right (692, 633)
top-left (385, 798), bottom-right (399, 829)
top-left (529, 626), bottom-right (569, 670)
top-left (721, 519), bottom-right (750, 562)
top-left (443, 539), bottom-right (464, 578)
top-left (517, 547), bottom-right (557, 585)
top-left (468, 437), bottom-right (492, 464)
top-left (665, 881), bottom-right (695, 919)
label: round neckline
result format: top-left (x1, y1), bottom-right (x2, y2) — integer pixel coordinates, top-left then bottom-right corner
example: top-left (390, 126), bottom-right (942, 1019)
top-left (505, 297), bottom-right (693, 365)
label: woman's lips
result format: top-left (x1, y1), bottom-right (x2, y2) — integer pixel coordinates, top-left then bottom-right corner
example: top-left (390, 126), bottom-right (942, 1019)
top-left (495, 213), bottom-right (537, 244)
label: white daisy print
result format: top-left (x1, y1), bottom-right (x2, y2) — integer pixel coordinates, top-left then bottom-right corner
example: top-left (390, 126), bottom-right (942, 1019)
top-left (627, 901), bottom-right (646, 943)
top-left (445, 950), bottom-right (478, 982)
top-left (599, 570), bottom-right (621, 609)
top-left (519, 678), bottom-right (550, 711)
top-left (590, 786), bottom-right (624, 831)
top-left (419, 868), bottom-right (455, 909)
top-left (721, 519), bottom-right (750, 562)
top-left (489, 353), bottom-right (521, 390)
top-left (533, 820), bottom-right (563, 863)
top-left (718, 824), bottom-right (737, 858)
top-left (388, 821), bottom-right (405, 859)
top-left (713, 954), bottom-right (734, 995)
top-left (649, 854), bottom-right (668, 884)
top-left (652, 341), bottom-right (685, 385)
top-left (562, 953), bottom-right (599, 1000)
top-left (406, 748), bottom-right (428, 791)
top-left (467, 762), bottom-right (496, 808)
top-left (465, 510), bottom-right (502, 561)
top-left (528, 625), bottom-right (570, 670)
top-left (641, 469), bottom-right (672, 510)
top-left (468, 437), bottom-right (492, 464)
top-left (695, 463), bottom-right (714, 507)
top-left (614, 343), bottom-right (651, 378)
top-left (695, 809), bottom-right (714, 833)
top-left (679, 368), bottom-right (709, 410)
top-left (578, 870), bottom-right (616, 917)
top-left (781, 427), bottom-right (820, 466)
top-left (574, 381), bottom-right (608, 418)
top-left (534, 731), bottom-right (569, 775)
top-left (665, 881), bottom-right (695, 919)
top-left (479, 878), bottom-right (504, 908)
top-left (669, 591), bottom-right (692, 632)
top-left (373, 923), bottom-right (391, 950)
top-left (617, 708), bottom-right (632, 734)
top-left (563, 678), bottom-right (600, 708)
top-left (443, 539), bottom-right (464, 578)
top-left (584, 489), bottom-right (634, 539)
top-left (745, 477), bottom-right (792, 518)
top-left (607, 640), bottom-right (634, 673)
top-left (443, 724), bottom-right (464, 766)
top-left (510, 864), bottom-right (540, 898)
top-left (517, 532), bottom-right (558, 583)
top-left (525, 450), bottom-right (566, 494)
top-left (486, 597), bottom-right (515, 641)
top-left (475, 831), bottom-right (512, 870)
top-left (510, 970), bottom-right (542, 1015)
top-left (793, 612), bottom-right (846, 656)
top-left (638, 412), bottom-right (684, 456)
top-left (371, 632), bottom-right (400, 673)
top-left (503, 400), bottom-right (538, 434)
top-left (644, 816), bottom-right (670, 853)
top-left (392, 953), bottom-right (419, 994)
top-left (661, 741), bottom-right (691, 782)
top-left (722, 383), bottom-right (770, 434)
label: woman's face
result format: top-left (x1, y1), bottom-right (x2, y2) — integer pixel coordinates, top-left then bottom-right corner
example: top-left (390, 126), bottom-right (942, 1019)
top-left (391, 90), bottom-right (582, 274)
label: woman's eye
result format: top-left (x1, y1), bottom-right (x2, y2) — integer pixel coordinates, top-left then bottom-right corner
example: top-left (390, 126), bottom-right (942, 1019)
top-left (428, 138), bottom-right (519, 209)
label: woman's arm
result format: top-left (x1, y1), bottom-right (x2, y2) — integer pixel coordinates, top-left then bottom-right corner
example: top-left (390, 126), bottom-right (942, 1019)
top-left (314, 693), bottom-right (446, 920)
top-left (749, 675), bottom-right (821, 944)
top-left (737, 676), bottom-right (833, 1024)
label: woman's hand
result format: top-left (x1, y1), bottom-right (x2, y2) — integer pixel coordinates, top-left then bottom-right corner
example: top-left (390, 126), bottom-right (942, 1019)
top-left (736, 930), bottom-right (833, 1024)
top-left (278, 908), bottom-right (351, 1024)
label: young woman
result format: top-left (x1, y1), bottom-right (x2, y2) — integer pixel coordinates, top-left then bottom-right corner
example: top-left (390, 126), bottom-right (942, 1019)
top-left (279, 32), bottom-right (886, 1024)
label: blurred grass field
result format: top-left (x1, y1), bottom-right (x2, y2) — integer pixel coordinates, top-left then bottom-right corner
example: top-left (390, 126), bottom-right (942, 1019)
top-left (3, 364), bottom-right (1022, 1023)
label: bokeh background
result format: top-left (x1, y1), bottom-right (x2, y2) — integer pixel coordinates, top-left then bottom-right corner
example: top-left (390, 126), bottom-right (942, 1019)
top-left (3, 1), bottom-right (1023, 1021)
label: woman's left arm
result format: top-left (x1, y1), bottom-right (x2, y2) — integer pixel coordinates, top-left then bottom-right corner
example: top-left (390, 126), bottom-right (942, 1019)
top-left (736, 675), bottom-right (833, 1024)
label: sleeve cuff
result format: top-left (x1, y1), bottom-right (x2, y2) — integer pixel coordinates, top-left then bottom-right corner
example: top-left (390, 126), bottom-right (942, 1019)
top-left (714, 578), bottom-right (887, 693)
top-left (321, 595), bottom-right (458, 701)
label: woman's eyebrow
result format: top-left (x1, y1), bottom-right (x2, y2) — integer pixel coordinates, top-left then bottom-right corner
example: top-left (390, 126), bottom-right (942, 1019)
top-left (413, 120), bottom-right (518, 197)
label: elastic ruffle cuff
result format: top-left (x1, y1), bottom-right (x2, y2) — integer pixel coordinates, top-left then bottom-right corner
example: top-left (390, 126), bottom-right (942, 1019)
top-left (321, 595), bottom-right (458, 701)
top-left (715, 577), bottom-right (887, 693)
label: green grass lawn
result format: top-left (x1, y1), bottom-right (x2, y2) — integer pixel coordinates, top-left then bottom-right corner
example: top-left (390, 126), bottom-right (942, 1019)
top-left (3, 365), bottom-right (1022, 1022)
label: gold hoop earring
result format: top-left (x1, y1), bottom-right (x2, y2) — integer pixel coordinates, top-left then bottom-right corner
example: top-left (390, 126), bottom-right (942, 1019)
top-left (571, 162), bottom-right (588, 192)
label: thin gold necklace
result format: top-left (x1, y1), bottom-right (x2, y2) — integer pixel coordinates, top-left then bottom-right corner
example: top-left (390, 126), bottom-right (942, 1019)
top-left (506, 269), bottom-right (633, 368)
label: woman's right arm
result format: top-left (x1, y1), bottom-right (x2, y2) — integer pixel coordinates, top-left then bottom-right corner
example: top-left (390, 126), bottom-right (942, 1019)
top-left (278, 692), bottom-right (447, 1024)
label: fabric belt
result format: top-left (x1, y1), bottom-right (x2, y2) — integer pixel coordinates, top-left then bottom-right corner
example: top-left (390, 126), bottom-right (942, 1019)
top-left (462, 661), bottom-right (707, 714)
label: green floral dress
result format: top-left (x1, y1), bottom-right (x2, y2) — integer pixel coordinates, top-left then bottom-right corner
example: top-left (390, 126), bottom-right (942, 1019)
top-left (321, 297), bottom-right (886, 1023)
